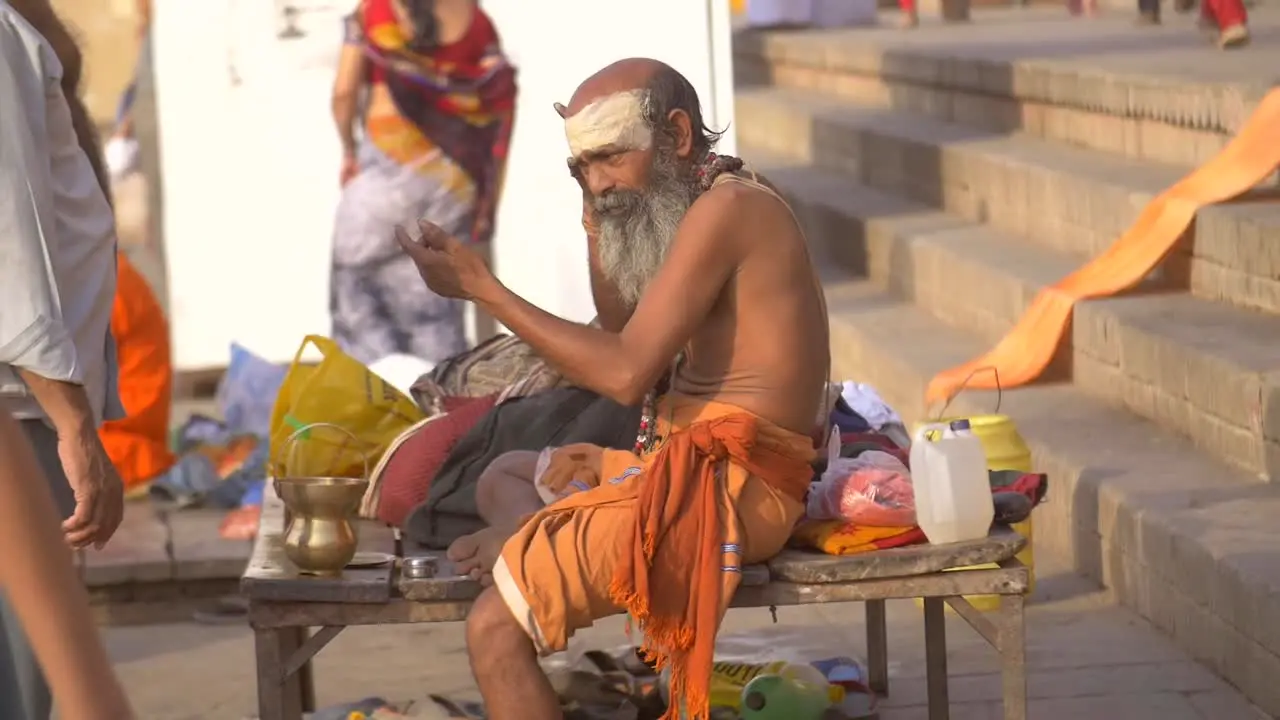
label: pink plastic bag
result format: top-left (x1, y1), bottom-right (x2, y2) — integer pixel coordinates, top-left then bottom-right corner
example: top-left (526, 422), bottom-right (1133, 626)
top-left (807, 449), bottom-right (916, 527)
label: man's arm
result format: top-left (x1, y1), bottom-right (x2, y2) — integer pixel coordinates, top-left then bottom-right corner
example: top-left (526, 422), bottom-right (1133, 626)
top-left (0, 18), bottom-right (124, 550)
top-left (332, 41), bottom-right (366, 158)
top-left (474, 189), bottom-right (744, 405)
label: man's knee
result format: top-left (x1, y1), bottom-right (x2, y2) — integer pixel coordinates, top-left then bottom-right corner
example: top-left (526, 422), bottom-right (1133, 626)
top-left (467, 587), bottom-right (532, 657)
top-left (476, 450), bottom-right (540, 513)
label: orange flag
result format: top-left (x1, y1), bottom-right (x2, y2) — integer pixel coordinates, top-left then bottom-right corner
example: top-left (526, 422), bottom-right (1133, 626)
top-left (927, 89), bottom-right (1280, 406)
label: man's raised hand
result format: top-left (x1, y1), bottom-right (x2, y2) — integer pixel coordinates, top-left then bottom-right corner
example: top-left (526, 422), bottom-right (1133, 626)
top-left (395, 219), bottom-right (494, 301)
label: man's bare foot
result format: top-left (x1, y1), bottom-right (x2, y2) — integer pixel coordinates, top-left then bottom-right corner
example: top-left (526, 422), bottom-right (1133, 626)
top-left (446, 526), bottom-right (509, 585)
top-left (898, 11), bottom-right (919, 28)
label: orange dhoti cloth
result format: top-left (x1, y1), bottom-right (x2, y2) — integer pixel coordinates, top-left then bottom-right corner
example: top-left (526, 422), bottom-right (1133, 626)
top-left (492, 394), bottom-right (815, 720)
top-left (99, 252), bottom-right (175, 489)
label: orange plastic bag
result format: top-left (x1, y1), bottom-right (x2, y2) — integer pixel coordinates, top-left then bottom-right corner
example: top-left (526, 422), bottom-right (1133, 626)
top-left (100, 251), bottom-right (176, 489)
top-left (268, 336), bottom-right (425, 479)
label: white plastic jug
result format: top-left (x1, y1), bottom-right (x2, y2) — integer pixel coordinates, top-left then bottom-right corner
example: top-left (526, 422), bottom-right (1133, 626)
top-left (909, 419), bottom-right (994, 545)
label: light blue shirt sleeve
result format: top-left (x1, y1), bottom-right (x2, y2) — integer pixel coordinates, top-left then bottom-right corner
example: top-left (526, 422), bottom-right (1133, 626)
top-left (0, 13), bottom-right (82, 385)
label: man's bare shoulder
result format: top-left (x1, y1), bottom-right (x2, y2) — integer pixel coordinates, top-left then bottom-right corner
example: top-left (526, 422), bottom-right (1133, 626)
top-left (694, 173), bottom-right (801, 247)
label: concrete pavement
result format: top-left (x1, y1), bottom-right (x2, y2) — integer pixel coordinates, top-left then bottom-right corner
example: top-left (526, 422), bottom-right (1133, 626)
top-left (105, 549), bottom-right (1271, 719)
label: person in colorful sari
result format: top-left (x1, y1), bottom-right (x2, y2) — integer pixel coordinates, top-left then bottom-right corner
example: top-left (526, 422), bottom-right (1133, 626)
top-left (103, 0), bottom-right (151, 181)
top-left (330, 0), bottom-right (516, 365)
top-left (396, 58), bottom-right (831, 720)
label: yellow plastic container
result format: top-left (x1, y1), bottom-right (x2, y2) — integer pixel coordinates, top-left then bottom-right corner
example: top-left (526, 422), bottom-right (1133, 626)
top-left (731, 0), bottom-right (747, 13)
top-left (913, 414), bottom-right (1035, 611)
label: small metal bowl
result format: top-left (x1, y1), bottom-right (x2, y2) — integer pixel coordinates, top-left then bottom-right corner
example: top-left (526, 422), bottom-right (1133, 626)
top-left (402, 556), bottom-right (437, 579)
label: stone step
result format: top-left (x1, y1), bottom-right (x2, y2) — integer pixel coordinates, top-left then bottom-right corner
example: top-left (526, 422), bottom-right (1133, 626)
top-left (815, 275), bottom-right (1280, 716)
top-left (735, 85), bottom-right (1280, 317)
top-left (732, 7), bottom-right (1280, 167)
top-left (750, 153), bottom-right (1280, 480)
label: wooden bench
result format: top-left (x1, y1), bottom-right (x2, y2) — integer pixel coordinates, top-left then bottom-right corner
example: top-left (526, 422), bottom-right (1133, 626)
top-left (242, 483), bottom-right (1029, 720)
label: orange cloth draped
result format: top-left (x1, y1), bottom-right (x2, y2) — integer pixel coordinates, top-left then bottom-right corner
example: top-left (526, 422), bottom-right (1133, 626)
top-left (609, 414), bottom-right (812, 720)
top-left (498, 398), bottom-right (815, 720)
top-left (100, 252), bottom-right (175, 488)
top-left (927, 89), bottom-right (1280, 405)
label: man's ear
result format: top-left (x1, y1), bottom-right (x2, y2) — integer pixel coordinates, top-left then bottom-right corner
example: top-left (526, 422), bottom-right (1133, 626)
top-left (666, 109), bottom-right (694, 158)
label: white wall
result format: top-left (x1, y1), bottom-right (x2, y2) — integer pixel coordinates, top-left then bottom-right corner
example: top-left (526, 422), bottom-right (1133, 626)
top-left (153, 0), bottom-right (736, 369)
top-left (153, 0), bottom-right (349, 368)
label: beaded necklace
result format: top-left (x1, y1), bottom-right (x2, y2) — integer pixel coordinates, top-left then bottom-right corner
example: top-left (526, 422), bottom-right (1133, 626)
top-left (632, 152), bottom-right (745, 455)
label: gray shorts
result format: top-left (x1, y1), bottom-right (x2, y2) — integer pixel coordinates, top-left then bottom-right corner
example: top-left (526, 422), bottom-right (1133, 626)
top-left (18, 420), bottom-right (75, 521)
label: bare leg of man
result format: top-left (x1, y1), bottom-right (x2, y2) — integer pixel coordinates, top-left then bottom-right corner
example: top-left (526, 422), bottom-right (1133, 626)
top-left (467, 587), bottom-right (562, 720)
top-left (447, 451), bottom-right (545, 583)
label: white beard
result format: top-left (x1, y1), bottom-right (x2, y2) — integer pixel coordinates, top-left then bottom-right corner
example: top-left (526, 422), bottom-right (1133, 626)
top-left (593, 153), bottom-right (700, 307)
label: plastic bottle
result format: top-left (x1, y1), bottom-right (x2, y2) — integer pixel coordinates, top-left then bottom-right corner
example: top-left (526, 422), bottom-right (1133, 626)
top-left (740, 672), bottom-right (840, 720)
top-left (659, 661), bottom-right (839, 717)
top-left (909, 419), bottom-right (994, 544)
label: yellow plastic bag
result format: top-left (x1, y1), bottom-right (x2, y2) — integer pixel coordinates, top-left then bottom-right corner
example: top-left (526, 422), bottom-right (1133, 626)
top-left (269, 336), bottom-right (425, 478)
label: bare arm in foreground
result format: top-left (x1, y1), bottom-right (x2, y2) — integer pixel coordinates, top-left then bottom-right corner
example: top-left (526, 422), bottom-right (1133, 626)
top-left (0, 407), bottom-right (135, 720)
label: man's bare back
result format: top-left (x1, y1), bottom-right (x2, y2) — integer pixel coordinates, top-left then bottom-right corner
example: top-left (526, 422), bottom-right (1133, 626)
top-left (669, 171), bottom-right (829, 436)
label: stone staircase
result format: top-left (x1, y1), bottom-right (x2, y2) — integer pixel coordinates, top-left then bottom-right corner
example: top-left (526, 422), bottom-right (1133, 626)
top-left (732, 8), bottom-right (1280, 716)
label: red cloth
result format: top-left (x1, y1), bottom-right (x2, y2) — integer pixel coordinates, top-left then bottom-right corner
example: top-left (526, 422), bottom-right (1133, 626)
top-left (1202, 0), bottom-right (1247, 27)
top-left (374, 394), bottom-right (498, 528)
top-left (840, 431), bottom-right (910, 466)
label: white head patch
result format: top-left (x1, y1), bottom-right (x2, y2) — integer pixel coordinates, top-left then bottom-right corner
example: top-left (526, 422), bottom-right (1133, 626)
top-left (563, 89), bottom-right (653, 160)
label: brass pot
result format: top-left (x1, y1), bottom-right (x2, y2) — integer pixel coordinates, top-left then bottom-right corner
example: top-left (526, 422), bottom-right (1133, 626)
top-left (276, 476), bottom-right (370, 576)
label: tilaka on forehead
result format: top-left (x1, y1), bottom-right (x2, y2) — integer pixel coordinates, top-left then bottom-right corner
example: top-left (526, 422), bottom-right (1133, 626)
top-left (564, 89), bottom-right (653, 159)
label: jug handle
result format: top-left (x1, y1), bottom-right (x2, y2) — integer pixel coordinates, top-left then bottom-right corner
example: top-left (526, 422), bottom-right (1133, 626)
top-left (929, 365), bottom-right (1002, 420)
top-left (273, 422), bottom-right (371, 494)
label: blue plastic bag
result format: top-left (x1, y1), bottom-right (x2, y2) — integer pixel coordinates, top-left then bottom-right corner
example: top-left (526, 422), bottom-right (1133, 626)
top-left (216, 343), bottom-right (288, 437)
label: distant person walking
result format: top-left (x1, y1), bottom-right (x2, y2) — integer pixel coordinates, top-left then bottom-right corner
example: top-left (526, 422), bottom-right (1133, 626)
top-left (1199, 0), bottom-right (1249, 47)
top-left (104, 0), bottom-right (151, 181)
top-left (329, 0), bottom-right (516, 366)
top-left (1, 1), bottom-right (127, 717)
top-left (1138, 0), bottom-right (1247, 47)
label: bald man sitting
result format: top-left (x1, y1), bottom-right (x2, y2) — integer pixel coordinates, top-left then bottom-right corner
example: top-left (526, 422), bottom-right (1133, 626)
top-left (395, 58), bottom-right (830, 720)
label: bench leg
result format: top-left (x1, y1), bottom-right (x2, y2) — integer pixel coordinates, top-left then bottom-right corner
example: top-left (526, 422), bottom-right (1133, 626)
top-left (923, 597), bottom-right (950, 720)
top-left (999, 594), bottom-right (1028, 720)
top-left (293, 627), bottom-right (317, 712)
top-left (255, 627), bottom-right (306, 720)
top-left (864, 599), bottom-right (889, 696)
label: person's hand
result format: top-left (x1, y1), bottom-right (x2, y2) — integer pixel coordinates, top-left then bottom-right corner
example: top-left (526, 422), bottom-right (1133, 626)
top-left (395, 219), bottom-right (495, 300)
top-left (57, 428), bottom-right (124, 550)
top-left (339, 152), bottom-right (359, 187)
top-left (581, 196), bottom-right (599, 238)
